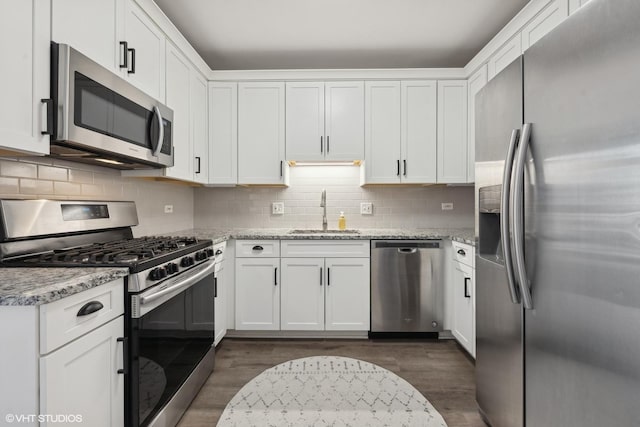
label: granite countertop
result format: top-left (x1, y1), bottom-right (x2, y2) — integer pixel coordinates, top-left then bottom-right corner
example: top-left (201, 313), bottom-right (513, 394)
top-left (0, 267), bottom-right (129, 306)
top-left (0, 227), bottom-right (474, 307)
top-left (172, 228), bottom-right (476, 246)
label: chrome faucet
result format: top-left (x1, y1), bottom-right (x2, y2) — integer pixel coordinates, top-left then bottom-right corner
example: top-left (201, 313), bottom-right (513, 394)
top-left (320, 188), bottom-right (328, 231)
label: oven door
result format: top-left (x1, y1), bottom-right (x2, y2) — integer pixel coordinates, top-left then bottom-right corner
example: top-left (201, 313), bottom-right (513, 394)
top-left (128, 260), bottom-right (215, 427)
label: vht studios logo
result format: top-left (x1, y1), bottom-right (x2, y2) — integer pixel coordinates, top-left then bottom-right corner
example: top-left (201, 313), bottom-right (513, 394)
top-left (5, 414), bottom-right (83, 423)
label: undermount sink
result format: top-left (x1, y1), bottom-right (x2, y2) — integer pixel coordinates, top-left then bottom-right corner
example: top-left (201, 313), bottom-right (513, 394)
top-left (289, 229), bottom-right (360, 234)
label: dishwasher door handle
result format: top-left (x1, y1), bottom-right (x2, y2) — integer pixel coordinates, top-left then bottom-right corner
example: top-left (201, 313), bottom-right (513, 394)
top-left (398, 248), bottom-right (417, 254)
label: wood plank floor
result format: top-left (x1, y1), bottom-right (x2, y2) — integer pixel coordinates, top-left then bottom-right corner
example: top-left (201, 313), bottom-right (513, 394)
top-left (178, 338), bottom-right (486, 427)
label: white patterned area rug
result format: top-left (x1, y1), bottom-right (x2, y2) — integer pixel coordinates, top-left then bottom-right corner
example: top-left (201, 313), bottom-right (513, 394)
top-left (218, 356), bottom-right (448, 427)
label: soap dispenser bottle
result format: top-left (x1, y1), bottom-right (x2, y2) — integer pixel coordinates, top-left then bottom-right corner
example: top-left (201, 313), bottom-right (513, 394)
top-left (338, 211), bottom-right (346, 230)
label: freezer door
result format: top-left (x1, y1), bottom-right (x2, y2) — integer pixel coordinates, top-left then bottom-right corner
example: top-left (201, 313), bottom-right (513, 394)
top-left (475, 58), bottom-right (524, 427)
top-left (523, 0), bottom-right (640, 426)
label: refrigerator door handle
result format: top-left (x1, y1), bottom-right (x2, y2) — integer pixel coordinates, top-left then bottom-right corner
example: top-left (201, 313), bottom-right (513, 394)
top-left (511, 122), bottom-right (534, 310)
top-left (501, 129), bottom-right (521, 304)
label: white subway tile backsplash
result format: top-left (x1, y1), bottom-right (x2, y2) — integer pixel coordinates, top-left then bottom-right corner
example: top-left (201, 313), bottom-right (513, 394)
top-left (0, 157), bottom-right (194, 236)
top-left (20, 179), bottom-right (54, 195)
top-left (194, 165), bottom-right (474, 229)
top-left (0, 160), bottom-right (37, 178)
top-left (38, 165), bottom-right (68, 181)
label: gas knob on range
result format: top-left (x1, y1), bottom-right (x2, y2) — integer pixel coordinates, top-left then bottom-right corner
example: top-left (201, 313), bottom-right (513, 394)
top-left (180, 256), bottom-right (194, 267)
top-left (206, 248), bottom-right (215, 258)
top-left (149, 267), bottom-right (167, 281)
top-left (165, 262), bottom-right (178, 274)
top-left (195, 251), bottom-right (207, 261)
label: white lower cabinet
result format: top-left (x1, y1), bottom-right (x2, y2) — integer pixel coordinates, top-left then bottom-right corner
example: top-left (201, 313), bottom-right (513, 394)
top-left (450, 242), bottom-right (476, 357)
top-left (214, 256), bottom-right (227, 345)
top-left (235, 257), bottom-right (280, 330)
top-left (40, 316), bottom-right (124, 427)
top-left (0, 279), bottom-right (125, 426)
top-left (281, 258), bottom-right (325, 330)
top-left (281, 257), bottom-right (370, 331)
top-left (324, 258), bottom-right (370, 331)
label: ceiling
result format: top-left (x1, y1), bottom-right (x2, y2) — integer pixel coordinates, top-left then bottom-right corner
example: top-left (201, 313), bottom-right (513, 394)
top-left (155, 0), bottom-right (530, 70)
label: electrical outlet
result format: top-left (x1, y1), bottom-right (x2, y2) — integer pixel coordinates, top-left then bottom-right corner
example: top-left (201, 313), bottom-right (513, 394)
top-left (272, 202), bottom-right (285, 215)
top-left (164, 205), bottom-right (174, 214)
top-left (441, 203), bottom-right (454, 211)
top-left (360, 202), bottom-right (373, 215)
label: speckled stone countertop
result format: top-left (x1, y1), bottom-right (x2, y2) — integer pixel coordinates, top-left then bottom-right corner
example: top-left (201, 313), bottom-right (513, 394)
top-left (171, 228), bottom-right (476, 246)
top-left (0, 267), bottom-right (129, 306)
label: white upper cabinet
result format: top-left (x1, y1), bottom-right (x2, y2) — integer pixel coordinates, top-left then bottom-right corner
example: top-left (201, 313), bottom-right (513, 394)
top-left (286, 82), bottom-right (325, 161)
top-left (209, 82), bottom-right (238, 185)
top-left (52, 0), bottom-right (124, 74)
top-left (123, 0), bottom-right (165, 100)
top-left (238, 82), bottom-right (288, 185)
top-left (164, 43), bottom-right (192, 182)
top-left (401, 80), bottom-right (437, 184)
top-left (364, 81), bottom-right (402, 184)
top-left (467, 66), bottom-right (488, 183)
top-left (324, 82), bottom-right (365, 160)
top-left (364, 80), bottom-right (437, 185)
top-left (190, 69), bottom-right (209, 184)
top-left (522, 0), bottom-right (569, 51)
top-left (437, 81), bottom-right (468, 183)
top-left (487, 33), bottom-right (522, 81)
top-left (0, 0), bottom-right (51, 156)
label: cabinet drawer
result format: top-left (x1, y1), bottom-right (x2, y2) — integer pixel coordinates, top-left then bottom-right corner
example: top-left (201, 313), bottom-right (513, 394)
top-left (39, 279), bottom-right (124, 355)
top-left (281, 240), bottom-right (370, 258)
top-left (452, 241), bottom-right (475, 268)
top-left (236, 240), bottom-right (280, 257)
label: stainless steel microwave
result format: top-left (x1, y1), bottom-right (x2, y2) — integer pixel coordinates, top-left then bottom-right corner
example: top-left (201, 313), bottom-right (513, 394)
top-left (49, 43), bottom-right (173, 169)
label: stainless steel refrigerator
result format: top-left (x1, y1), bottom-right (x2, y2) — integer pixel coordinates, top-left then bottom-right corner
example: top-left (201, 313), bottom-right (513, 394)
top-left (475, 0), bottom-right (640, 426)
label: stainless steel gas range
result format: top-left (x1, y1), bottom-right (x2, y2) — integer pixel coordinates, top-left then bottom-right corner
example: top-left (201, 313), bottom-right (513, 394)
top-left (0, 199), bottom-right (222, 427)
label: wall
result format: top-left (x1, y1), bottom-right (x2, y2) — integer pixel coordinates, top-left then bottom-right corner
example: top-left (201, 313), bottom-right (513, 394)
top-left (0, 156), bottom-right (194, 237)
top-left (194, 165), bottom-right (473, 229)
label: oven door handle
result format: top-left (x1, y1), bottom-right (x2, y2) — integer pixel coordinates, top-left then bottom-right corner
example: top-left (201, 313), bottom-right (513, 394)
top-left (139, 260), bottom-right (215, 306)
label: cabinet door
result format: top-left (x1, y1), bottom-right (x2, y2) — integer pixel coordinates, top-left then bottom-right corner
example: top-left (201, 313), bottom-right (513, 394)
top-left (52, 0), bottom-right (124, 73)
top-left (209, 82), bottom-right (238, 185)
top-left (0, 0), bottom-right (50, 155)
top-left (164, 43), bottom-right (192, 181)
top-left (488, 33), bottom-right (522, 81)
top-left (467, 66), bottom-right (488, 183)
top-left (364, 81), bottom-right (401, 184)
top-left (522, 0), bottom-right (569, 51)
top-left (401, 80), bottom-right (437, 184)
top-left (281, 258), bottom-right (325, 331)
top-left (325, 258), bottom-right (370, 331)
top-left (325, 82), bottom-right (365, 160)
top-left (191, 69), bottom-right (209, 184)
top-left (569, 0), bottom-right (591, 14)
top-left (452, 262), bottom-right (474, 357)
top-left (238, 82), bottom-right (286, 185)
top-left (123, 0), bottom-right (165, 100)
top-left (286, 82), bottom-right (325, 161)
top-left (437, 80), bottom-right (468, 183)
top-left (40, 316), bottom-right (124, 427)
top-left (235, 258), bottom-right (280, 330)
top-left (214, 266), bottom-right (227, 345)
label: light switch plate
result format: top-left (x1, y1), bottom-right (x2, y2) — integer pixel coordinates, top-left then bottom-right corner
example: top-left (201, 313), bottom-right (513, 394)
top-left (164, 205), bottom-right (174, 214)
top-left (272, 202), bottom-right (285, 215)
top-left (441, 202), bottom-right (454, 211)
top-left (360, 202), bottom-right (373, 215)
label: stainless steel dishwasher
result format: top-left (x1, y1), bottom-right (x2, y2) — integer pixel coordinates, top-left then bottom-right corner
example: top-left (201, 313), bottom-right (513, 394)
top-left (370, 240), bottom-right (444, 336)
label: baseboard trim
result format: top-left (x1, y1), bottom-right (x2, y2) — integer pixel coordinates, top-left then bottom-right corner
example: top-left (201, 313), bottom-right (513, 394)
top-left (225, 330), bottom-right (369, 339)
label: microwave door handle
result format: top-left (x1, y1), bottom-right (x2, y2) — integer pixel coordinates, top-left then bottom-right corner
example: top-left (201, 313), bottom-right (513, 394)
top-left (152, 106), bottom-right (164, 157)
